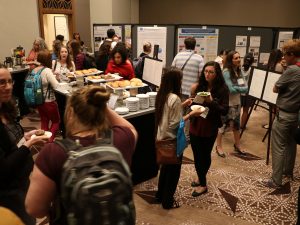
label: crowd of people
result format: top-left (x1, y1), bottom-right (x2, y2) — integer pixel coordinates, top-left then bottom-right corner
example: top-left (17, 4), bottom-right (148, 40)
top-left (0, 28), bottom-right (299, 224)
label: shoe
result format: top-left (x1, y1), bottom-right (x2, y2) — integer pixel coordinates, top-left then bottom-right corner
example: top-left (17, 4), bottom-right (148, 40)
top-left (261, 178), bottom-right (282, 189)
top-left (192, 187), bottom-right (208, 197)
top-left (191, 181), bottom-right (201, 187)
top-left (162, 199), bottom-right (180, 209)
top-left (233, 144), bottom-right (246, 155)
top-left (216, 146), bottom-right (226, 158)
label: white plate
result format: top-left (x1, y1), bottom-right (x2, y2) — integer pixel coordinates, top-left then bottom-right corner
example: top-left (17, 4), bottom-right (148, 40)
top-left (115, 107), bottom-right (129, 115)
top-left (191, 105), bottom-right (205, 112)
top-left (31, 131), bottom-right (52, 139)
top-left (86, 74), bottom-right (122, 83)
top-left (106, 83), bottom-right (148, 90)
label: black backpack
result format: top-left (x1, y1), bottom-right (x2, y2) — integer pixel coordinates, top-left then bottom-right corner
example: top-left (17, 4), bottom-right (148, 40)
top-left (55, 131), bottom-right (136, 225)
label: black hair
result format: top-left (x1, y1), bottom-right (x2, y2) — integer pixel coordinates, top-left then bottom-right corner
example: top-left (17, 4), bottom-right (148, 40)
top-left (243, 52), bottom-right (254, 71)
top-left (184, 37), bottom-right (196, 50)
top-left (107, 29), bottom-right (116, 39)
top-left (56, 35), bottom-right (64, 42)
top-left (110, 42), bottom-right (128, 64)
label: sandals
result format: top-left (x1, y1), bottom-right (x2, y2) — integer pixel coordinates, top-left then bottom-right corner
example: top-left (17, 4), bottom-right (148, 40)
top-left (216, 146), bottom-right (226, 158)
top-left (233, 144), bottom-right (246, 155)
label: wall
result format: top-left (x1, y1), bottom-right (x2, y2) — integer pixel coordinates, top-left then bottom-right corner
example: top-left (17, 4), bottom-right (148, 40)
top-left (74, 0), bottom-right (91, 50)
top-left (139, 0), bottom-right (300, 28)
top-left (0, 0), bottom-right (40, 61)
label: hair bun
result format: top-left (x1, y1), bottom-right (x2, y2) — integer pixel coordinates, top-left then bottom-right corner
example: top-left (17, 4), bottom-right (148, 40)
top-left (86, 86), bottom-right (110, 108)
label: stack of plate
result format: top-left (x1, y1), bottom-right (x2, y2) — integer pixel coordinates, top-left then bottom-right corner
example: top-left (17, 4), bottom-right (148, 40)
top-left (115, 107), bottom-right (129, 115)
top-left (147, 92), bottom-right (157, 107)
top-left (125, 97), bottom-right (140, 111)
top-left (136, 94), bottom-right (150, 109)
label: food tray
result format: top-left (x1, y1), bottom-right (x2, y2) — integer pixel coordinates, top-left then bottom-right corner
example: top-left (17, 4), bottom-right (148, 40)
top-left (105, 82), bottom-right (148, 90)
top-left (86, 74), bottom-right (122, 83)
top-left (74, 70), bottom-right (103, 77)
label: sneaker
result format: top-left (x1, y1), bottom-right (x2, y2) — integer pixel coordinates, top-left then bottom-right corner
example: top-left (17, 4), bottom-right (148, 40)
top-left (261, 178), bottom-right (281, 189)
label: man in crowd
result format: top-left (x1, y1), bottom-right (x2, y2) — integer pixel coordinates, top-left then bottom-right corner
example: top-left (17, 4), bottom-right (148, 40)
top-left (263, 39), bottom-right (300, 188)
top-left (172, 37), bottom-right (204, 99)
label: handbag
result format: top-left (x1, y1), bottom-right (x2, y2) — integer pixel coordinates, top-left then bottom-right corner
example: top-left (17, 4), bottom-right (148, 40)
top-left (176, 119), bottom-right (187, 156)
top-left (155, 139), bottom-right (180, 165)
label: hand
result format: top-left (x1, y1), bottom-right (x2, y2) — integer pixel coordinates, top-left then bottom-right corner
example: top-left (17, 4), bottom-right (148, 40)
top-left (24, 135), bottom-right (49, 149)
top-left (182, 98), bottom-right (193, 107)
top-left (189, 108), bottom-right (203, 117)
top-left (24, 130), bottom-right (38, 141)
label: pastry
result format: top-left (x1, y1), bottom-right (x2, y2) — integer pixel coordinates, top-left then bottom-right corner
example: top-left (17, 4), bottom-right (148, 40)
top-left (35, 129), bottom-right (45, 136)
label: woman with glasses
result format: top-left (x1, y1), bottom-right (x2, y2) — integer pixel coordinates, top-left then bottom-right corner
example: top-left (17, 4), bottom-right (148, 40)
top-left (189, 61), bottom-right (229, 196)
top-left (0, 65), bottom-right (48, 225)
top-left (215, 51), bottom-right (248, 157)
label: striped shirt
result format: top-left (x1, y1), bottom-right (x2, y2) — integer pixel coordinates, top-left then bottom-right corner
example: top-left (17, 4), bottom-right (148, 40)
top-left (172, 50), bottom-right (204, 96)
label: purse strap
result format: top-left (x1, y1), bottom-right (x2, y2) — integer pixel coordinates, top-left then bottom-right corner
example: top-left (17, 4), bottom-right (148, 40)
top-left (181, 53), bottom-right (194, 71)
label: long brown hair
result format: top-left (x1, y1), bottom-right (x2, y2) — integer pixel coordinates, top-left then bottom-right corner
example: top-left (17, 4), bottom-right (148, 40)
top-left (37, 50), bottom-right (52, 68)
top-left (155, 67), bottom-right (182, 130)
top-left (224, 50), bottom-right (241, 83)
top-left (59, 46), bottom-right (73, 70)
top-left (65, 86), bottom-right (110, 136)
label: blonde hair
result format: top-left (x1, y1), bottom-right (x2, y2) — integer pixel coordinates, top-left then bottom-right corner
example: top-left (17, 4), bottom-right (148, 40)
top-left (65, 86), bottom-right (110, 135)
top-left (282, 39), bottom-right (300, 57)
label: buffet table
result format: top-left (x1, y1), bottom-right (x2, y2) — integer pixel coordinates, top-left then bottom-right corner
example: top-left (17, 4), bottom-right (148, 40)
top-left (54, 85), bottom-right (159, 185)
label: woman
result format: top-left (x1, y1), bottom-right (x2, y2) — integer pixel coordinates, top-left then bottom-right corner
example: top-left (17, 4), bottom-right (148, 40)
top-left (0, 66), bottom-right (48, 225)
top-left (95, 41), bottom-right (111, 72)
top-left (70, 40), bottom-right (85, 70)
top-left (154, 67), bottom-right (201, 209)
top-left (189, 61), bottom-right (229, 196)
top-left (34, 50), bottom-right (60, 142)
top-left (26, 37), bottom-right (48, 63)
top-left (268, 49), bottom-right (284, 73)
top-left (25, 85), bottom-right (138, 223)
top-left (52, 46), bottom-right (75, 82)
top-left (215, 51), bottom-right (248, 157)
top-left (105, 42), bottom-right (135, 80)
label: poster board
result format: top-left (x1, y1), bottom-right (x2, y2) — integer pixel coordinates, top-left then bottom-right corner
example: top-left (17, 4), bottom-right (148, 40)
top-left (93, 25), bottom-right (123, 50)
top-left (54, 16), bottom-right (69, 42)
top-left (137, 26), bottom-right (167, 63)
top-left (248, 68), bottom-right (267, 99)
top-left (177, 28), bottom-right (219, 62)
top-left (262, 72), bottom-right (281, 104)
top-left (277, 31), bottom-right (293, 50)
top-left (143, 58), bottom-right (163, 86)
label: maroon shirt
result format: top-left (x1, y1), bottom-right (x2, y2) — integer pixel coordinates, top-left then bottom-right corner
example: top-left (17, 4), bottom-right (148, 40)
top-left (35, 125), bottom-right (135, 186)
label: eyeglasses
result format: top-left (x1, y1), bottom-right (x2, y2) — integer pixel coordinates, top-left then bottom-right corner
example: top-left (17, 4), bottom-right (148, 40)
top-left (204, 70), bottom-right (215, 75)
top-left (0, 79), bottom-right (14, 87)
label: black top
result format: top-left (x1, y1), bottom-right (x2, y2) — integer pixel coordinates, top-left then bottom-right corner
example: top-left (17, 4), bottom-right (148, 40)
top-left (0, 120), bottom-right (33, 191)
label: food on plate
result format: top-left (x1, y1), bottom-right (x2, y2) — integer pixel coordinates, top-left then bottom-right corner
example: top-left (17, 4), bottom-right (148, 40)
top-left (75, 70), bottom-right (83, 75)
top-left (101, 74), bottom-right (114, 80)
top-left (35, 129), bottom-right (45, 136)
top-left (118, 80), bottom-right (130, 87)
top-left (130, 78), bottom-right (143, 87)
top-left (82, 70), bottom-right (90, 74)
top-left (90, 75), bottom-right (101, 79)
top-left (197, 91), bottom-right (211, 97)
top-left (88, 68), bottom-right (98, 73)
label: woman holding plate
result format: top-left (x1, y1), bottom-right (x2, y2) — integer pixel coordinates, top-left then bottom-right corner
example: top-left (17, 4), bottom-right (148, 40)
top-left (189, 61), bottom-right (229, 197)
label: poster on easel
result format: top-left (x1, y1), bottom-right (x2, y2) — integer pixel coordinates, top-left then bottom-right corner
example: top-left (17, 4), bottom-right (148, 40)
top-left (177, 28), bottom-right (219, 62)
top-left (93, 25), bottom-right (123, 51)
top-left (137, 26), bottom-right (167, 63)
top-left (262, 72), bottom-right (281, 104)
top-left (277, 31), bottom-right (293, 50)
top-left (248, 68), bottom-right (267, 99)
top-left (143, 58), bottom-right (164, 86)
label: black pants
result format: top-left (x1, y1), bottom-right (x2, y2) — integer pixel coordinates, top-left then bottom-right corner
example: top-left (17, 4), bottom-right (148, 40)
top-left (156, 159), bottom-right (182, 209)
top-left (190, 134), bottom-right (217, 187)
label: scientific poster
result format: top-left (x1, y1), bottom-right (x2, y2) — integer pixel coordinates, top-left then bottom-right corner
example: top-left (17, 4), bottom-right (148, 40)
top-left (93, 25), bottom-right (123, 50)
top-left (262, 72), bottom-right (281, 104)
top-left (249, 47), bottom-right (260, 58)
top-left (137, 26), bottom-right (167, 63)
top-left (236, 36), bottom-right (247, 47)
top-left (177, 28), bottom-right (219, 62)
top-left (249, 36), bottom-right (261, 47)
top-left (277, 31), bottom-right (293, 50)
top-left (259, 53), bottom-right (270, 64)
top-left (248, 68), bottom-right (267, 99)
top-left (235, 46), bottom-right (247, 58)
top-left (124, 25), bottom-right (132, 45)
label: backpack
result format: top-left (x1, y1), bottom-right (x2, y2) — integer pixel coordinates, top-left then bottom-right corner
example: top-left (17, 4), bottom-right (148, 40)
top-left (132, 56), bottom-right (145, 79)
top-left (55, 131), bottom-right (136, 225)
top-left (24, 67), bottom-right (50, 107)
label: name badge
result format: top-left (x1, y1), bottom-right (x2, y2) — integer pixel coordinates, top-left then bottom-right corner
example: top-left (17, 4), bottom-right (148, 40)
top-left (17, 137), bottom-right (26, 148)
top-left (237, 78), bottom-right (245, 86)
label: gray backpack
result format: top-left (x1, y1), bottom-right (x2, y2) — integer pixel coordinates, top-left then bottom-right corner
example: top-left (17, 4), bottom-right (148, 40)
top-left (55, 131), bottom-right (136, 225)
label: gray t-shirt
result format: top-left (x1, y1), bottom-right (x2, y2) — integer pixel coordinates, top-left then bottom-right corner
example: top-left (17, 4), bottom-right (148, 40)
top-left (275, 64), bottom-right (300, 113)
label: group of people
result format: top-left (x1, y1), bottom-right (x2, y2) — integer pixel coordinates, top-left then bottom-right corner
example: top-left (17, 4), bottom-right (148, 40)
top-left (154, 37), bottom-right (300, 210)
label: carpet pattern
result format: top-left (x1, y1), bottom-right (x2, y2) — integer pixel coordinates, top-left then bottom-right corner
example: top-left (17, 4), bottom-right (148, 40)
top-left (135, 155), bottom-right (300, 225)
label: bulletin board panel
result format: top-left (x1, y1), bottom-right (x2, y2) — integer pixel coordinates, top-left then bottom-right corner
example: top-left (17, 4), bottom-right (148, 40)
top-left (248, 68), bottom-right (267, 100)
top-left (262, 71), bottom-right (281, 105)
top-left (132, 25), bottom-right (175, 67)
top-left (143, 58), bottom-right (164, 87)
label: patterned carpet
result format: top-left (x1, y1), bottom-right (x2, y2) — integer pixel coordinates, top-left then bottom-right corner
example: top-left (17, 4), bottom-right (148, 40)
top-left (135, 155), bottom-right (299, 225)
